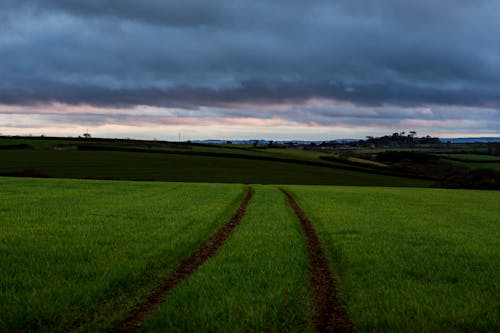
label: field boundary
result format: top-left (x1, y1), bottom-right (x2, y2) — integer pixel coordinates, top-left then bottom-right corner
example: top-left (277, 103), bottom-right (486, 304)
top-left (110, 186), bottom-right (254, 332)
top-left (281, 189), bottom-right (354, 333)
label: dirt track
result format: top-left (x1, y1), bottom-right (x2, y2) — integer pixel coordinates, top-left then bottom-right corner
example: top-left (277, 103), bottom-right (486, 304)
top-left (111, 186), bottom-right (254, 333)
top-left (281, 189), bottom-right (354, 333)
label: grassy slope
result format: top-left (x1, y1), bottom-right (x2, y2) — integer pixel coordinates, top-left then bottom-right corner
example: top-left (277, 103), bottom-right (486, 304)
top-left (141, 186), bottom-right (315, 332)
top-left (462, 163), bottom-right (500, 172)
top-left (437, 154), bottom-right (500, 161)
top-left (287, 186), bottom-right (500, 332)
top-left (0, 150), bottom-right (429, 187)
top-left (466, 163), bottom-right (500, 171)
top-left (438, 153), bottom-right (500, 171)
top-left (445, 159), bottom-right (500, 172)
top-left (0, 177), bottom-right (245, 332)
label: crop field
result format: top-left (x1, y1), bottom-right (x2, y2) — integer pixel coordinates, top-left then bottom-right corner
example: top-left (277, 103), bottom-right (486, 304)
top-left (445, 159), bottom-right (500, 172)
top-left (288, 185), bottom-right (500, 332)
top-left (140, 186), bottom-right (315, 332)
top-left (0, 150), bottom-right (429, 187)
top-left (437, 153), bottom-right (500, 161)
top-left (1, 177), bottom-right (499, 332)
top-left (0, 177), bottom-right (245, 332)
top-left (460, 162), bottom-right (500, 172)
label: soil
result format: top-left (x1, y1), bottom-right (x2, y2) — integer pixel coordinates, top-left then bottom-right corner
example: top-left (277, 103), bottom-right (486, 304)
top-left (281, 189), bottom-right (355, 333)
top-left (111, 186), bottom-right (254, 332)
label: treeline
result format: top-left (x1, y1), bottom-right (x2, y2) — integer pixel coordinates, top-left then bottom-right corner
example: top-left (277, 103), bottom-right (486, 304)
top-left (314, 132), bottom-right (441, 149)
top-left (365, 132), bottom-right (441, 147)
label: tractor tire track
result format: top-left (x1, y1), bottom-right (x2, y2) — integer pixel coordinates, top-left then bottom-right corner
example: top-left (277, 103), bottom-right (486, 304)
top-left (281, 188), bottom-right (354, 333)
top-left (111, 186), bottom-right (253, 333)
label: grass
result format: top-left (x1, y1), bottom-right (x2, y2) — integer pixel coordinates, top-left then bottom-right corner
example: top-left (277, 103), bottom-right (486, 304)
top-left (445, 159), bottom-right (500, 172)
top-left (0, 150), bottom-right (430, 187)
top-left (0, 137), bottom-right (87, 150)
top-left (437, 153), bottom-right (500, 171)
top-left (466, 163), bottom-right (500, 171)
top-left (346, 156), bottom-right (388, 167)
top-left (2, 174), bottom-right (497, 331)
top-left (463, 162), bottom-right (500, 172)
top-left (437, 153), bottom-right (500, 161)
top-left (140, 186), bottom-right (315, 332)
top-left (287, 185), bottom-right (500, 332)
top-left (0, 177), bottom-right (245, 332)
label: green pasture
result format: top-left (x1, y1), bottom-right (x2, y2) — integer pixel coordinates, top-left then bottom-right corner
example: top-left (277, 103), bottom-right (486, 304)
top-left (0, 150), bottom-right (429, 187)
top-left (446, 159), bottom-right (500, 172)
top-left (467, 163), bottom-right (500, 171)
top-left (438, 153), bottom-right (500, 161)
top-left (287, 185), bottom-right (500, 332)
top-left (0, 177), bottom-right (245, 332)
top-left (346, 156), bottom-right (388, 167)
top-left (0, 137), bottom-right (86, 150)
top-left (438, 153), bottom-right (500, 171)
top-left (1, 177), bottom-right (498, 332)
top-left (141, 186), bottom-right (315, 332)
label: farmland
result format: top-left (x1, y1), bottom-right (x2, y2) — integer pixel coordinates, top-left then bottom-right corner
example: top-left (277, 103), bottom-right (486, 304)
top-left (0, 177), bottom-right (245, 332)
top-left (0, 137), bottom-right (431, 187)
top-left (140, 186), bottom-right (314, 332)
top-left (287, 186), bottom-right (500, 332)
top-left (1, 176), bottom-right (499, 332)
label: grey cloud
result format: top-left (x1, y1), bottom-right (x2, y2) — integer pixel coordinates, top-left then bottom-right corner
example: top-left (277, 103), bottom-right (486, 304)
top-left (0, 0), bottom-right (499, 117)
top-left (1, 78), bottom-right (499, 110)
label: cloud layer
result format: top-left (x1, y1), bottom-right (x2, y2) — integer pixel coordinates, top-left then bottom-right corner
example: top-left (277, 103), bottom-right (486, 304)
top-left (1, 0), bottom-right (499, 138)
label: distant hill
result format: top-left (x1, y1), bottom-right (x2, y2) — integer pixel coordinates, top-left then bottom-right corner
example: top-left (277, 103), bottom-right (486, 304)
top-left (191, 139), bottom-right (359, 145)
top-left (193, 137), bottom-right (500, 145)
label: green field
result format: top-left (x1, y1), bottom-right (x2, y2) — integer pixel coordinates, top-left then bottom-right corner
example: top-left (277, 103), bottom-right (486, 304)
top-left (141, 186), bottom-right (315, 332)
top-left (1, 177), bottom-right (499, 332)
top-left (445, 159), bottom-right (500, 172)
top-left (0, 177), bottom-right (245, 332)
top-left (0, 150), bottom-right (429, 187)
top-left (287, 185), bottom-right (500, 332)
top-left (438, 153), bottom-right (500, 171)
top-left (459, 162), bottom-right (500, 172)
top-left (438, 153), bottom-right (500, 161)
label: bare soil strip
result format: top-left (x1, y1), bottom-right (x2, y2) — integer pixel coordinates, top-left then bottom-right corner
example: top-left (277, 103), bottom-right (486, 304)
top-left (111, 186), bottom-right (254, 333)
top-left (281, 189), bottom-right (354, 333)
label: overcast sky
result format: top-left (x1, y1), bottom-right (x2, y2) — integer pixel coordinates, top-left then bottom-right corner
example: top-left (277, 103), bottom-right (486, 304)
top-left (1, 0), bottom-right (499, 140)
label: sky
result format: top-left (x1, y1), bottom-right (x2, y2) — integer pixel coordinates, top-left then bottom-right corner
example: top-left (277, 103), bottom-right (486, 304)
top-left (1, 0), bottom-right (499, 140)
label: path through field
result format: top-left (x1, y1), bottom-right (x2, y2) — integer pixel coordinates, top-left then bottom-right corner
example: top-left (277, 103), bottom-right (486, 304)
top-left (111, 186), bottom-right (352, 332)
top-left (138, 186), bottom-right (315, 332)
top-left (111, 187), bottom-right (254, 332)
top-left (282, 189), bottom-right (354, 333)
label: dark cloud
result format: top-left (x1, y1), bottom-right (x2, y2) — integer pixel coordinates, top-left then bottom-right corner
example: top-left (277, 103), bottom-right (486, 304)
top-left (1, 78), bottom-right (499, 111)
top-left (1, 0), bottom-right (499, 114)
